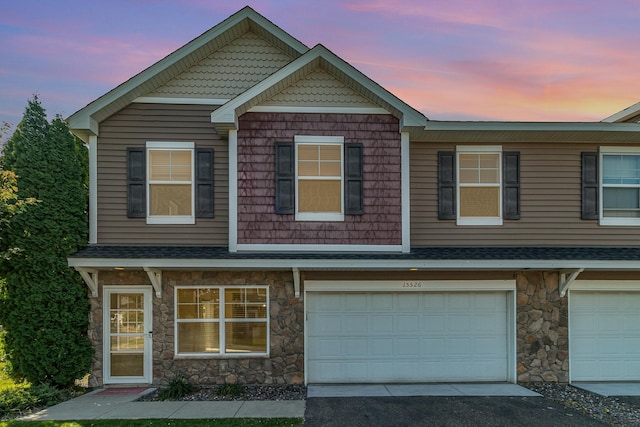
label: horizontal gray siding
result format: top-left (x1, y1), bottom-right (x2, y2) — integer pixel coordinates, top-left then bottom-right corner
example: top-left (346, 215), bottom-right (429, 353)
top-left (97, 103), bottom-right (228, 245)
top-left (410, 141), bottom-right (640, 246)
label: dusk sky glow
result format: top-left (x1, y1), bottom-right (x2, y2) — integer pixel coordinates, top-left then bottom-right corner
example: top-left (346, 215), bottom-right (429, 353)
top-left (2, 0), bottom-right (639, 131)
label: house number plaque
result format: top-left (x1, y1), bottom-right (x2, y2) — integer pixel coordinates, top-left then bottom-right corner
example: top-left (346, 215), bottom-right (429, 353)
top-left (402, 281), bottom-right (422, 288)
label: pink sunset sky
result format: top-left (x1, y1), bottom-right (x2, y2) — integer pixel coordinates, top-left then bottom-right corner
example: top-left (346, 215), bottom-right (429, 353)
top-left (1, 0), bottom-right (639, 131)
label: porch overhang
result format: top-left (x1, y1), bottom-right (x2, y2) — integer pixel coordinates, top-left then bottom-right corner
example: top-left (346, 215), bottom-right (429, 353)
top-left (69, 246), bottom-right (640, 297)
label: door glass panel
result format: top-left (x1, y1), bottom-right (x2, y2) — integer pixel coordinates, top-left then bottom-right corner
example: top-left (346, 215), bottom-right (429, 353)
top-left (109, 292), bottom-right (146, 377)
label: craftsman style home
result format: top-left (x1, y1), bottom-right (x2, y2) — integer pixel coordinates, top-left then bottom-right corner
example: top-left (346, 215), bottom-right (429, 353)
top-left (68, 7), bottom-right (640, 387)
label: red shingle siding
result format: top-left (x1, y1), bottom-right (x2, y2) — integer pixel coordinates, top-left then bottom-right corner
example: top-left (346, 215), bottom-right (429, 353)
top-left (237, 112), bottom-right (402, 245)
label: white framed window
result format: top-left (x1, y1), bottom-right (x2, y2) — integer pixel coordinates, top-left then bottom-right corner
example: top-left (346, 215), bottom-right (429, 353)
top-left (295, 135), bottom-right (344, 221)
top-left (600, 147), bottom-right (640, 226)
top-left (457, 145), bottom-right (502, 226)
top-left (146, 141), bottom-right (194, 225)
top-left (175, 286), bottom-right (269, 356)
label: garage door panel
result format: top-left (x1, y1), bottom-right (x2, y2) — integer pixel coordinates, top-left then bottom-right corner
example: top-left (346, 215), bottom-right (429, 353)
top-left (371, 294), bottom-right (393, 310)
top-left (398, 294), bottom-right (420, 310)
top-left (397, 315), bottom-right (420, 332)
top-left (371, 314), bottom-right (393, 332)
top-left (345, 315), bottom-right (367, 333)
top-left (344, 339), bottom-right (367, 356)
top-left (372, 339), bottom-right (394, 356)
top-left (308, 291), bottom-right (509, 383)
top-left (571, 291), bottom-right (640, 381)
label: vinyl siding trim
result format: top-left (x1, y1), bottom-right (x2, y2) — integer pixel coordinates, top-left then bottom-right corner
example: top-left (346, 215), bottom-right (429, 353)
top-left (401, 131), bottom-right (410, 253)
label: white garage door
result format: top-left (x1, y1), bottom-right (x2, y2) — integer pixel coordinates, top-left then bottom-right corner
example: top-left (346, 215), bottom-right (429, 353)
top-left (307, 292), bottom-right (509, 383)
top-left (570, 291), bottom-right (640, 381)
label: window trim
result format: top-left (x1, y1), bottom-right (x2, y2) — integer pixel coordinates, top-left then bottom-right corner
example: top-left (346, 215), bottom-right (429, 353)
top-left (456, 145), bottom-right (503, 226)
top-left (174, 286), bottom-right (270, 357)
top-left (294, 135), bottom-right (345, 221)
top-left (599, 146), bottom-right (640, 226)
top-left (146, 141), bottom-right (195, 225)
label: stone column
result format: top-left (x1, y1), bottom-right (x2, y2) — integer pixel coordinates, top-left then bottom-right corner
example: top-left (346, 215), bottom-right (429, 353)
top-left (516, 271), bottom-right (568, 383)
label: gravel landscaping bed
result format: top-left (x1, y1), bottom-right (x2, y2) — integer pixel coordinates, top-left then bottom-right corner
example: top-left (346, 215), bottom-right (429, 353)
top-left (138, 384), bottom-right (307, 402)
top-left (525, 382), bottom-right (640, 426)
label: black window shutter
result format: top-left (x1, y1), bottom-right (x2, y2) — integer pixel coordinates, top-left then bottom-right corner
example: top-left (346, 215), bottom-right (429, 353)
top-left (195, 148), bottom-right (214, 218)
top-left (503, 151), bottom-right (520, 220)
top-left (582, 152), bottom-right (598, 220)
top-left (275, 141), bottom-right (294, 214)
top-left (438, 151), bottom-right (456, 220)
top-left (345, 143), bottom-right (364, 215)
top-left (127, 147), bottom-right (146, 218)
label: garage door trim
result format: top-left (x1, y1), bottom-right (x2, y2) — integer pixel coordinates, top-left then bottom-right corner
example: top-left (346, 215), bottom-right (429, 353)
top-left (305, 280), bottom-right (516, 292)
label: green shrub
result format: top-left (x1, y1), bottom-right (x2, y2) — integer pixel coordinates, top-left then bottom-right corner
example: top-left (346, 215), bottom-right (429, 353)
top-left (159, 375), bottom-right (194, 400)
top-left (0, 98), bottom-right (92, 387)
top-left (0, 383), bottom-right (64, 415)
top-left (216, 383), bottom-right (245, 397)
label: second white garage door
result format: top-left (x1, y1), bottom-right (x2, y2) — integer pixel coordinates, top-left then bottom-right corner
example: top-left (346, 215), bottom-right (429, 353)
top-left (306, 292), bottom-right (509, 383)
top-left (570, 291), bottom-right (640, 381)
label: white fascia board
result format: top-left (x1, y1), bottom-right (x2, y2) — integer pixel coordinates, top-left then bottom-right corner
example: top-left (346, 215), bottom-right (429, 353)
top-left (68, 257), bottom-right (640, 271)
top-left (425, 121), bottom-right (640, 132)
top-left (602, 101), bottom-right (640, 123)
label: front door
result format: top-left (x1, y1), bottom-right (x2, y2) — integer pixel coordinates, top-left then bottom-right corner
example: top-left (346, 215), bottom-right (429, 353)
top-left (104, 287), bottom-right (153, 384)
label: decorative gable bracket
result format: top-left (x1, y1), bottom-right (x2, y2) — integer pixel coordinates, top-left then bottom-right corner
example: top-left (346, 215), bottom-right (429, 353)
top-left (75, 267), bottom-right (99, 297)
top-left (144, 267), bottom-right (163, 298)
top-left (292, 267), bottom-right (301, 299)
top-left (559, 268), bottom-right (584, 297)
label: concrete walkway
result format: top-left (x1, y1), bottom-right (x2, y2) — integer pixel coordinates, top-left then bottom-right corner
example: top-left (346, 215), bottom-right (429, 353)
top-left (573, 382), bottom-right (640, 397)
top-left (308, 383), bottom-right (540, 397)
top-left (19, 388), bottom-right (306, 421)
top-left (19, 383), bottom-right (537, 421)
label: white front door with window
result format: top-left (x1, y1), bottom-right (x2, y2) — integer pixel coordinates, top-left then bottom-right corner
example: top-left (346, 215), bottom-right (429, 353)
top-left (104, 287), bottom-right (153, 384)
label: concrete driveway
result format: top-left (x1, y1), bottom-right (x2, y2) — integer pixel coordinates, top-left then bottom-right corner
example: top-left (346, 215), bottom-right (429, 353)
top-left (304, 384), bottom-right (606, 426)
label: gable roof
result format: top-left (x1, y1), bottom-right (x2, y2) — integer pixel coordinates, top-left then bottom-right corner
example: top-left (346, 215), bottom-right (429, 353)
top-left (603, 101), bottom-right (640, 123)
top-left (210, 43), bottom-right (428, 136)
top-left (68, 6), bottom-right (309, 141)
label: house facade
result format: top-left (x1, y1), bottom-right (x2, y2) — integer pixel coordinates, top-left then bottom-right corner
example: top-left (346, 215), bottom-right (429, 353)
top-left (68, 7), bottom-right (640, 387)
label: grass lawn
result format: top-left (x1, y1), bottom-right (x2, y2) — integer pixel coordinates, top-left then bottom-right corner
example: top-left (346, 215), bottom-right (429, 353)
top-left (0, 419), bottom-right (303, 426)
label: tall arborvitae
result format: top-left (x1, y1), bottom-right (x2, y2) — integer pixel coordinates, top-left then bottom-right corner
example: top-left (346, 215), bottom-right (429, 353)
top-left (0, 97), bottom-right (92, 387)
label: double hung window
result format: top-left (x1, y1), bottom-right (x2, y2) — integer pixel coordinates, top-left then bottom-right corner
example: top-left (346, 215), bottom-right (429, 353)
top-left (295, 136), bottom-right (344, 221)
top-left (146, 141), bottom-right (194, 224)
top-left (600, 148), bottom-right (640, 225)
top-left (457, 146), bottom-right (502, 225)
top-left (175, 286), bottom-right (268, 356)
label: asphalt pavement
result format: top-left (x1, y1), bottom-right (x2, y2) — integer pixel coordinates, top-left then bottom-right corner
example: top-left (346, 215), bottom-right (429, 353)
top-left (304, 395), bottom-right (607, 427)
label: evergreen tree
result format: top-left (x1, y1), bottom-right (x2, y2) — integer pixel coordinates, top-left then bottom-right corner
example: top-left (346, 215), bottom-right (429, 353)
top-left (0, 97), bottom-right (92, 387)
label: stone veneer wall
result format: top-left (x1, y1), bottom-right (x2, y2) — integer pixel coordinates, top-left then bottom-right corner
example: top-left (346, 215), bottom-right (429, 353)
top-left (87, 270), bottom-right (303, 387)
top-left (515, 271), bottom-right (569, 382)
